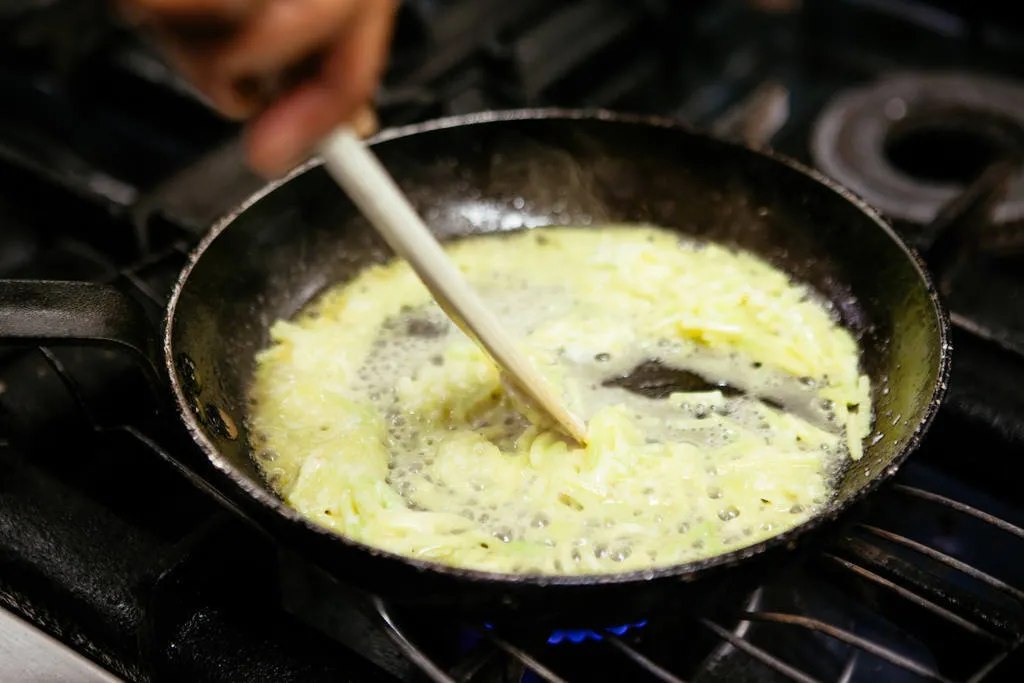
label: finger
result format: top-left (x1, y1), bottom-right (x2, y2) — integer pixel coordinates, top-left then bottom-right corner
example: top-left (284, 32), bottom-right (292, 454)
top-left (243, 84), bottom-right (383, 176)
top-left (156, 41), bottom-right (257, 119)
top-left (244, 96), bottom-right (376, 176)
top-left (243, 81), bottom-right (339, 176)
top-left (130, 1), bottom-right (255, 118)
top-left (125, 0), bottom-right (253, 20)
top-left (319, 0), bottom-right (396, 112)
top-left (219, 0), bottom-right (361, 78)
top-left (243, 0), bottom-right (396, 175)
top-left (119, 0), bottom-right (244, 40)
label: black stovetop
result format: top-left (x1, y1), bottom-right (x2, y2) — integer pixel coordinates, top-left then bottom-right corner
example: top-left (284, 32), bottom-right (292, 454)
top-left (3, 1), bottom-right (1024, 681)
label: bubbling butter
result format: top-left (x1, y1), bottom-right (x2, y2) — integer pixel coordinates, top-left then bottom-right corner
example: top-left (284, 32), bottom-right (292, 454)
top-left (248, 226), bottom-right (873, 575)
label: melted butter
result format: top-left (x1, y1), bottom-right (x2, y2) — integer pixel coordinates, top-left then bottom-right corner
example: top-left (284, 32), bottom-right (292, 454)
top-left (248, 226), bottom-right (873, 575)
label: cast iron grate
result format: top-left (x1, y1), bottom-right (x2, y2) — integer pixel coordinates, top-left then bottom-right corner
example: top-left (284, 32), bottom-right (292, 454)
top-left (369, 483), bottom-right (1024, 683)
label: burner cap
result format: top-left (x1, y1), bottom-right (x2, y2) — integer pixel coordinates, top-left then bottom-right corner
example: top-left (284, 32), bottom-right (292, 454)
top-left (811, 72), bottom-right (1024, 225)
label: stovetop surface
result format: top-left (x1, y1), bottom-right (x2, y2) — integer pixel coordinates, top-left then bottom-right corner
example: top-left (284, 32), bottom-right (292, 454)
top-left (3, 1), bottom-right (1024, 681)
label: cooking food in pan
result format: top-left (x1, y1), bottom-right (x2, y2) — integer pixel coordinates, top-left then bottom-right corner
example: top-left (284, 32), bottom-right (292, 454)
top-left (0, 111), bottom-right (949, 622)
top-left (248, 225), bottom-right (873, 575)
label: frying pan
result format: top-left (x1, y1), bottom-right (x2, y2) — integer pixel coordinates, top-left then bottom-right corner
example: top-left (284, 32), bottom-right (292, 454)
top-left (0, 109), bottom-right (950, 629)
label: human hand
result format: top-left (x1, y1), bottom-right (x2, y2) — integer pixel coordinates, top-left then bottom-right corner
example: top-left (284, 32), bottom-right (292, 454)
top-left (121, 0), bottom-right (399, 177)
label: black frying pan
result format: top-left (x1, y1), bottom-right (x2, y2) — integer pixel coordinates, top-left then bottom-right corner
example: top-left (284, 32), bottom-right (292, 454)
top-left (0, 109), bottom-right (950, 629)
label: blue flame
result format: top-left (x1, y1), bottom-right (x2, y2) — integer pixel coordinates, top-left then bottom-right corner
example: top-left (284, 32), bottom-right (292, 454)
top-left (479, 620), bottom-right (648, 645)
top-left (546, 621), bottom-right (648, 645)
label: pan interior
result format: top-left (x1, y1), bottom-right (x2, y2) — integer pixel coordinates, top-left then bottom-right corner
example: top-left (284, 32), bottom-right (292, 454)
top-left (169, 113), bottom-right (944, 562)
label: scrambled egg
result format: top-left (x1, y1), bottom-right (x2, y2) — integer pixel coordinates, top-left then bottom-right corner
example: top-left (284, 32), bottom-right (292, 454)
top-left (248, 226), bottom-right (872, 575)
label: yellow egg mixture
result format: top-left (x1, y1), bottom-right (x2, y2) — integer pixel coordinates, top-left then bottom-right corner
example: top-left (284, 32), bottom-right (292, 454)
top-left (248, 226), bottom-right (873, 575)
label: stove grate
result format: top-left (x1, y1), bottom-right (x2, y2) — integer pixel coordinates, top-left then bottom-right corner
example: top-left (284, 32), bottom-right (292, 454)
top-left (370, 481), bottom-right (1024, 683)
top-left (7, 100), bottom-right (1024, 683)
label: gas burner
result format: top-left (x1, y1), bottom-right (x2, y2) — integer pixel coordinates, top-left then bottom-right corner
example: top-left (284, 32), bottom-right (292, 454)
top-left (479, 620), bottom-right (649, 645)
top-left (810, 72), bottom-right (1024, 226)
top-left (546, 621), bottom-right (647, 645)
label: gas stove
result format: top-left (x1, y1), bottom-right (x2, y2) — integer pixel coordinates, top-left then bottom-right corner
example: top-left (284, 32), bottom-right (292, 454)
top-left (3, 1), bottom-right (1024, 681)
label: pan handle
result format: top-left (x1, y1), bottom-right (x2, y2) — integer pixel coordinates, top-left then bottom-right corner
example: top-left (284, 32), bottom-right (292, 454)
top-left (0, 279), bottom-right (264, 523)
top-left (0, 279), bottom-right (163, 388)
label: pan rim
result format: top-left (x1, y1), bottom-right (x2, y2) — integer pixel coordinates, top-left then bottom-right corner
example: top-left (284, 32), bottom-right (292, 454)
top-left (163, 107), bottom-right (952, 589)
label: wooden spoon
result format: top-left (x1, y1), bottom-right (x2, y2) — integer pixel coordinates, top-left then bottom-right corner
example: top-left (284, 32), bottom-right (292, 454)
top-left (317, 127), bottom-right (589, 445)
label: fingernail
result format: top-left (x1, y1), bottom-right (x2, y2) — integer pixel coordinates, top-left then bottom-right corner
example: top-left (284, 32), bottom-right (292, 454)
top-left (350, 106), bottom-right (379, 139)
